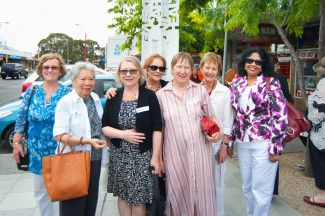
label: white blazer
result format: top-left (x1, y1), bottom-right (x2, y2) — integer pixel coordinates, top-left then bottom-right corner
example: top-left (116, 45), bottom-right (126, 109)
top-left (53, 90), bottom-right (104, 154)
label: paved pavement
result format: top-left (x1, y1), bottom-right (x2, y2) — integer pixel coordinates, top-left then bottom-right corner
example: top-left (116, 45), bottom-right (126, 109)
top-left (0, 157), bottom-right (302, 216)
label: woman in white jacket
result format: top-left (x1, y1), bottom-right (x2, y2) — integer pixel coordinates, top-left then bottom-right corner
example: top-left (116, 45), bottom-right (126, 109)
top-left (199, 52), bottom-right (234, 216)
top-left (53, 62), bottom-right (107, 216)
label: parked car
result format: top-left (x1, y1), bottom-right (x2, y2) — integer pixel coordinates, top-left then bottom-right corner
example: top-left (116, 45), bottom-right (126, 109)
top-left (1, 63), bottom-right (28, 79)
top-left (21, 66), bottom-right (108, 93)
top-left (0, 74), bottom-right (119, 149)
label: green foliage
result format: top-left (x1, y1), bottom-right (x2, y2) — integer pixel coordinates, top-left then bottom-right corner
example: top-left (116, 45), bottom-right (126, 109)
top-left (106, 0), bottom-right (319, 54)
top-left (107, 0), bottom-right (225, 53)
top-left (284, 0), bottom-right (319, 37)
top-left (224, 0), bottom-right (319, 37)
top-left (36, 33), bottom-right (104, 67)
top-left (107, 0), bottom-right (143, 51)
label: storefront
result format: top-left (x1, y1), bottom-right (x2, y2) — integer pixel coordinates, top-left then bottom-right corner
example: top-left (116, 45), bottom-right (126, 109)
top-left (292, 23), bottom-right (319, 99)
top-left (0, 45), bottom-right (34, 70)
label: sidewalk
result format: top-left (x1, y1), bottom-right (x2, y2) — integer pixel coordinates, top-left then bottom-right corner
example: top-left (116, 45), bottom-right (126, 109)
top-left (0, 159), bottom-right (302, 216)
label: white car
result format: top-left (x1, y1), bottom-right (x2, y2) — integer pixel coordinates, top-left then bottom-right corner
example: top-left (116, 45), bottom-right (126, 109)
top-left (21, 65), bottom-right (109, 94)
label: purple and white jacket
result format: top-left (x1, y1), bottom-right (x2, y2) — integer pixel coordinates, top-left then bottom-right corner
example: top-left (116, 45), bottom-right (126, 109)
top-left (230, 75), bottom-right (288, 155)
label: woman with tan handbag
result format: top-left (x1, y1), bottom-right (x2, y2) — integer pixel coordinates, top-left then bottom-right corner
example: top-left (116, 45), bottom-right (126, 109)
top-left (53, 62), bottom-right (106, 216)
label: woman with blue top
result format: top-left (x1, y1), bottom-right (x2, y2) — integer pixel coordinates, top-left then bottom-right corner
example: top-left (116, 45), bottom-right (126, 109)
top-left (53, 62), bottom-right (107, 216)
top-left (13, 53), bottom-right (71, 216)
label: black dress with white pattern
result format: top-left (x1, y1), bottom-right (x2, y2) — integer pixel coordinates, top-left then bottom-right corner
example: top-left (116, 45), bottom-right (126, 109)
top-left (107, 99), bottom-right (153, 205)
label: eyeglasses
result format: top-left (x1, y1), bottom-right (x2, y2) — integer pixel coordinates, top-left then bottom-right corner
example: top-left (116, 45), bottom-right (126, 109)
top-left (42, 66), bottom-right (60, 71)
top-left (149, 65), bottom-right (166, 73)
top-left (246, 58), bottom-right (263, 66)
top-left (120, 69), bottom-right (138, 76)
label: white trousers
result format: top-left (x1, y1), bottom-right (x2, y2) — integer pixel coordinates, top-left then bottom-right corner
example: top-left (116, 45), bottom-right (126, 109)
top-left (212, 143), bottom-right (226, 216)
top-left (237, 140), bottom-right (277, 216)
top-left (34, 174), bottom-right (59, 216)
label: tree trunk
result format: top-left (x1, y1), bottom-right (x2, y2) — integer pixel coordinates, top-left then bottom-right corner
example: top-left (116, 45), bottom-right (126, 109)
top-left (271, 17), bottom-right (308, 102)
top-left (319, 0), bottom-right (325, 58)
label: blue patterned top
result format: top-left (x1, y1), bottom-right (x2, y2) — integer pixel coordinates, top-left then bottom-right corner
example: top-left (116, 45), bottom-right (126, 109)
top-left (14, 84), bottom-right (71, 175)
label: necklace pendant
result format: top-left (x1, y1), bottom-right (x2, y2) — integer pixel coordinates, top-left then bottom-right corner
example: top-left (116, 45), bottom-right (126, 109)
top-left (45, 98), bottom-right (51, 107)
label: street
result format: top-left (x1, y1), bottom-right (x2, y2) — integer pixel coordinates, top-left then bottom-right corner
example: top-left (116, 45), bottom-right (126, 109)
top-left (0, 78), bottom-right (25, 155)
top-left (0, 78), bottom-right (25, 106)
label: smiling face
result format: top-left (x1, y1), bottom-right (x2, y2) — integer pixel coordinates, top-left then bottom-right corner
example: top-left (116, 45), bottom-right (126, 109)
top-left (119, 61), bottom-right (141, 87)
top-left (73, 69), bottom-right (95, 99)
top-left (41, 59), bottom-right (61, 82)
top-left (244, 52), bottom-right (263, 78)
top-left (146, 58), bottom-right (165, 82)
top-left (172, 59), bottom-right (192, 85)
top-left (201, 61), bottom-right (219, 83)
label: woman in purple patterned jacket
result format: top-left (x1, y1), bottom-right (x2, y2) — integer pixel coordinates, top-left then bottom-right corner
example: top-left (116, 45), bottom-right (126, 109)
top-left (230, 47), bottom-right (288, 216)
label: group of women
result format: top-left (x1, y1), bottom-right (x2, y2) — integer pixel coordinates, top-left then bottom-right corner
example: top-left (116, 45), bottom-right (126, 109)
top-left (12, 46), bottom-right (290, 216)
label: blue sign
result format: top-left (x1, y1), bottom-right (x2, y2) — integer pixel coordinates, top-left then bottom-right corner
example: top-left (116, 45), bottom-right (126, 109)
top-left (9, 55), bottom-right (21, 60)
top-left (113, 44), bottom-right (121, 56)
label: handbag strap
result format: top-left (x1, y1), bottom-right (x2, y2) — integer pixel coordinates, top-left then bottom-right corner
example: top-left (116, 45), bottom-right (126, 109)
top-left (27, 85), bottom-right (37, 109)
top-left (58, 135), bottom-right (75, 154)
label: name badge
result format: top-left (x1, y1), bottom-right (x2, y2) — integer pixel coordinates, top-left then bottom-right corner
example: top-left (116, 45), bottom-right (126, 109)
top-left (136, 106), bottom-right (149, 113)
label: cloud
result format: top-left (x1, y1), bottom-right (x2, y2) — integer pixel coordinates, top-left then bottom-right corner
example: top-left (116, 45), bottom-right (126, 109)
top-left (0, 0), bottom-right (114, 54)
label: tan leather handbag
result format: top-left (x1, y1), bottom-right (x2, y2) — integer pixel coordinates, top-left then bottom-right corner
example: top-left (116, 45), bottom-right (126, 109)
top-left (42, 144), bottom-right (91, 202)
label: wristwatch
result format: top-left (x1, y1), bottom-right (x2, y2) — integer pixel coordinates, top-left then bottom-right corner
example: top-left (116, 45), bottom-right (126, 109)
top-left (13, 142), bottom-right (22, 146)
top-left (222, 142), bottom-right (229, 147)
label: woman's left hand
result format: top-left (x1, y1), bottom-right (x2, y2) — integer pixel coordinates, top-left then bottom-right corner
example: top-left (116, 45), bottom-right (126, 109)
top-left (269, 154), bottom-right (280, 163)
top-left (151, 158), bottom-right (163, 177)
top-left (216, 144), bottom-right (228, 164)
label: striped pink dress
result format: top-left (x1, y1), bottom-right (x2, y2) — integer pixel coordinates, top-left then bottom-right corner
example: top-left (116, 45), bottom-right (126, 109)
top-left (156, 81), bottom-right (217, 216)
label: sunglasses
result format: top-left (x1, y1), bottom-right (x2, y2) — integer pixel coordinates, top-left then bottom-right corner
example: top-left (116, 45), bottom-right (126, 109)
top-left (42, 66), bottom-right (60, 71)
top-left (246, 58), bottom-right (263, 66)
top-left (120, 69), bottom-right (138, 76)
top-left (149, 65), bottom-right (166, 73)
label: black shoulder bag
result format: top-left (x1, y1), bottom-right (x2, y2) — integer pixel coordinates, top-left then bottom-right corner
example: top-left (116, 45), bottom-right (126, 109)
top-left (17, 85), bottom-right (37, 171)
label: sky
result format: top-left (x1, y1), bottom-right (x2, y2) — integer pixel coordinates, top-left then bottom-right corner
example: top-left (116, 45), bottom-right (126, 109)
top-left (0, 0), bottom-right (115, 54)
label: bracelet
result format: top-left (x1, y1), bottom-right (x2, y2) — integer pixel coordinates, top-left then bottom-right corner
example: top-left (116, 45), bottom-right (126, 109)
top-left (79, 137), bottom-right (84, 145)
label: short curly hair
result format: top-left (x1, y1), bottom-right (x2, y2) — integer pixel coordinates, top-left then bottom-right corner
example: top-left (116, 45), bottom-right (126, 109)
top-left (199, 52), bottom-right (222, 72)
top-left (237, 47), bottom-right (273, 77)
top-left (36, 53), bottom-right (66, 78)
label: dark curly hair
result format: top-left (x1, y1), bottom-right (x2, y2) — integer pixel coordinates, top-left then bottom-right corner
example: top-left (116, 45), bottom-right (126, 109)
top-left (237, 46), bottom-right (273, 77)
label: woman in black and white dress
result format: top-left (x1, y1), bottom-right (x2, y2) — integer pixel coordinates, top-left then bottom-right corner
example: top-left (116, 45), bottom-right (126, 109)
top-left (102, 56), bottom-right (163, 216)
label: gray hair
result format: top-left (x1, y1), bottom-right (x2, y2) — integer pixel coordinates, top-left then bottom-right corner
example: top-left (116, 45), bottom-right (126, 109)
top-left (70, 62), bottom-right (96, 82)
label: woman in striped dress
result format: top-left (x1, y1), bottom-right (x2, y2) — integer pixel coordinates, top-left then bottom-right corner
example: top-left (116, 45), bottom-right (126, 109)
top-left (156, 52), bottom-right (222, 216)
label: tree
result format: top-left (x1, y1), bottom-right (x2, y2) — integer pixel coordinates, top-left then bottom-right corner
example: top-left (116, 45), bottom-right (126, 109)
top-left (107, 0), bottom-right (221, 53)
top-left (37, 33), bottom-right (73, 60)
top-left (107, 0), bottom-right (143, 51)
top-left (223, 0), bottom-right (319, 101)
top-left (36, 33), bottom-right (105, 67)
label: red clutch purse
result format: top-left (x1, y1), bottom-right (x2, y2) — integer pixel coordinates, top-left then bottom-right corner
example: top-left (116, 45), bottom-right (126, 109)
top-left (201, 116), bottom-right (220, 136)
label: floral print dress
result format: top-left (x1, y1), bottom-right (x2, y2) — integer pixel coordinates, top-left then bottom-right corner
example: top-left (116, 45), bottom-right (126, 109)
top-left (230, 75), bottom-right (288, 155)
top-left (14, 84), bottom-right (71, 174)
top-left (107, 99), bottom-right (153, 205)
